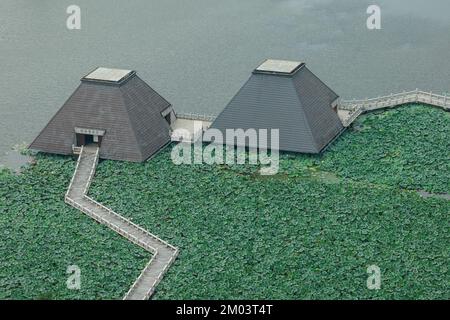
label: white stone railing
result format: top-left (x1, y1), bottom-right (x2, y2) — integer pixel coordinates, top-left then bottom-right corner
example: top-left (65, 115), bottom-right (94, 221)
top-left (123, 248), bottom-right (179, 300)
top-left (83, 147), bottom-right (100, 195)
top-left (341, 108), bottom-right (364, 127)
top-left (72, 145), bottom-right (83, 155)
top-left (65, 145), bottom-right (84, 199)
top-left (176, 112), bottom-right (216, 122)
top-left (338, 89), bottom-right (450, 126)
top-left (339, 89), bottom-right (450, 111)
top-left (85, 195), bottom-right (177, 252)
top-left (65, 197), bottom-right (157, 253)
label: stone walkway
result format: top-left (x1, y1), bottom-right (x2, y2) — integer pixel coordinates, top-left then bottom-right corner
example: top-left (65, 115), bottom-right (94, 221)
top-left (338, 89), bottom-right (450, 126)
top-left (64, 144), bottom-right (178, 300)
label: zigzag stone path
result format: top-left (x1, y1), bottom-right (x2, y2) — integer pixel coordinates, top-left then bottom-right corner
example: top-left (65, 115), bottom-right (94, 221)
top-left (64, 144), bottom-right (178, 300)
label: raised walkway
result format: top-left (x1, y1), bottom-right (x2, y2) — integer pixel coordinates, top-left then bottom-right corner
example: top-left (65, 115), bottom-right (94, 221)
top-left (169, 90), bottom-right (450, 138)
top-left (338, 89), bottom-right (450, 126)
top-left (65, 145), bottom-right (178, 300)
top-left (171, 112), bottom-right (214, 142)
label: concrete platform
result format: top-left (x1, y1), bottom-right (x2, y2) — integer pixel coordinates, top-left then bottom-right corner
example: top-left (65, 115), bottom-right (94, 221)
top-left (171, 118), bottom-right (212, 142)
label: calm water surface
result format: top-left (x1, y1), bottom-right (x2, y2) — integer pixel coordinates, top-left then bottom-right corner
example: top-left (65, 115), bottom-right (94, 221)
top-left (0, 0), bottom-right (449, 167)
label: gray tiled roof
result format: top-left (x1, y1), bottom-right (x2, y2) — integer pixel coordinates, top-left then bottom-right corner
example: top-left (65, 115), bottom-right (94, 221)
top-left (207, 63), bottom-right (343, 153)
top-left (29, 71), bottom-right (171, 162)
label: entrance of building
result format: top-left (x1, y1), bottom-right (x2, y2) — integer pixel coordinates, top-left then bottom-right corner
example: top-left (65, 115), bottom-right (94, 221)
top-left (75, 128), bottom-right (105, 147)
top-left (76, 134), bottom-right (101, 147)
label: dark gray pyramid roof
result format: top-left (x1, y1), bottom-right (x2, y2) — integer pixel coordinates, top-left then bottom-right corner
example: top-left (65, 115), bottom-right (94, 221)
top-left (208, 60), bottom-right (344, 153)
top-left (29, 68), bottom-right (172, 162)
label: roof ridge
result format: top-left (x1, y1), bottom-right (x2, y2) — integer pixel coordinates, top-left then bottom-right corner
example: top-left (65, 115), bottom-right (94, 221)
top-left (292, 67), bottom-right (341, 152)
top-left (288, 77), bottom-right (320, 153)
top-left (29, 84), bottom-right (83, 150)
top-left (302, 66), bottom-right (339, 100)
top-left (137, 75), bottom-right (172, 110)
top-left (118, 86), bottom-right (145, 161)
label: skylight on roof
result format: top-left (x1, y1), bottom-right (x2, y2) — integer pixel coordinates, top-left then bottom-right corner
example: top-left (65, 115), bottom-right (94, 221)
top-left (254, 59), bottom-right (304, 75)
top-left (83, 67), bottom-right (134, 83)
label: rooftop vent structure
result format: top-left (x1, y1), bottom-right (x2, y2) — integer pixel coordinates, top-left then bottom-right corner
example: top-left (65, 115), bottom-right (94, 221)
top-left (207, 59), bottom-right (343, 154)
top-left (82, 67), bottom-right (136, 84)
top-left (253, 59), bottom-right (305, 76)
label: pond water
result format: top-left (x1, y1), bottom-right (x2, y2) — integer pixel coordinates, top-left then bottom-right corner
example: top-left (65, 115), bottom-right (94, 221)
top-left (0, 0), bottom-right (449, 168)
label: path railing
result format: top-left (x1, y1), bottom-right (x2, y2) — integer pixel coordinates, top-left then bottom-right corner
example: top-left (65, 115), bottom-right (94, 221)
top-left (340, 89), bottom-right (450, 111)
top-left (65, 197), bottom-right (157, 253)
top-left (83, 147), bottom-right (100, 195)
top-left (64, 146), bottom-right (178, 300)
top-left (176, 112), bottom-right (216, 122)
top-left (341, 108), bottom-right (364, 127)
top-left (174, 90), bottom-right (450, 129)
top-left (72, 145), bottom-right (83, 155)
top-left (338, 89), bottom-right (450, 126)
top-left (85, 195), bottom-right (177, 252)
top-left (65, 145), bottom-right (84, 199)
top-left (171, 130), bottom-right (203, 143)
top-left (124, 248), bottom-right (179, 300)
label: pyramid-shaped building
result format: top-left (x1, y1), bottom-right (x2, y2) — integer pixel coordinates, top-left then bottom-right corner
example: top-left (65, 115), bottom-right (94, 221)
top-left (29, 67), bottom-right (175, 162)
top-left (208, 60), bottom-right (344, 153)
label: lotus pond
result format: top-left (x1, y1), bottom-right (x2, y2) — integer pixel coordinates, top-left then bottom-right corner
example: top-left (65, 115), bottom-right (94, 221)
top-left (1, 104), bottom-right (449, 299)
